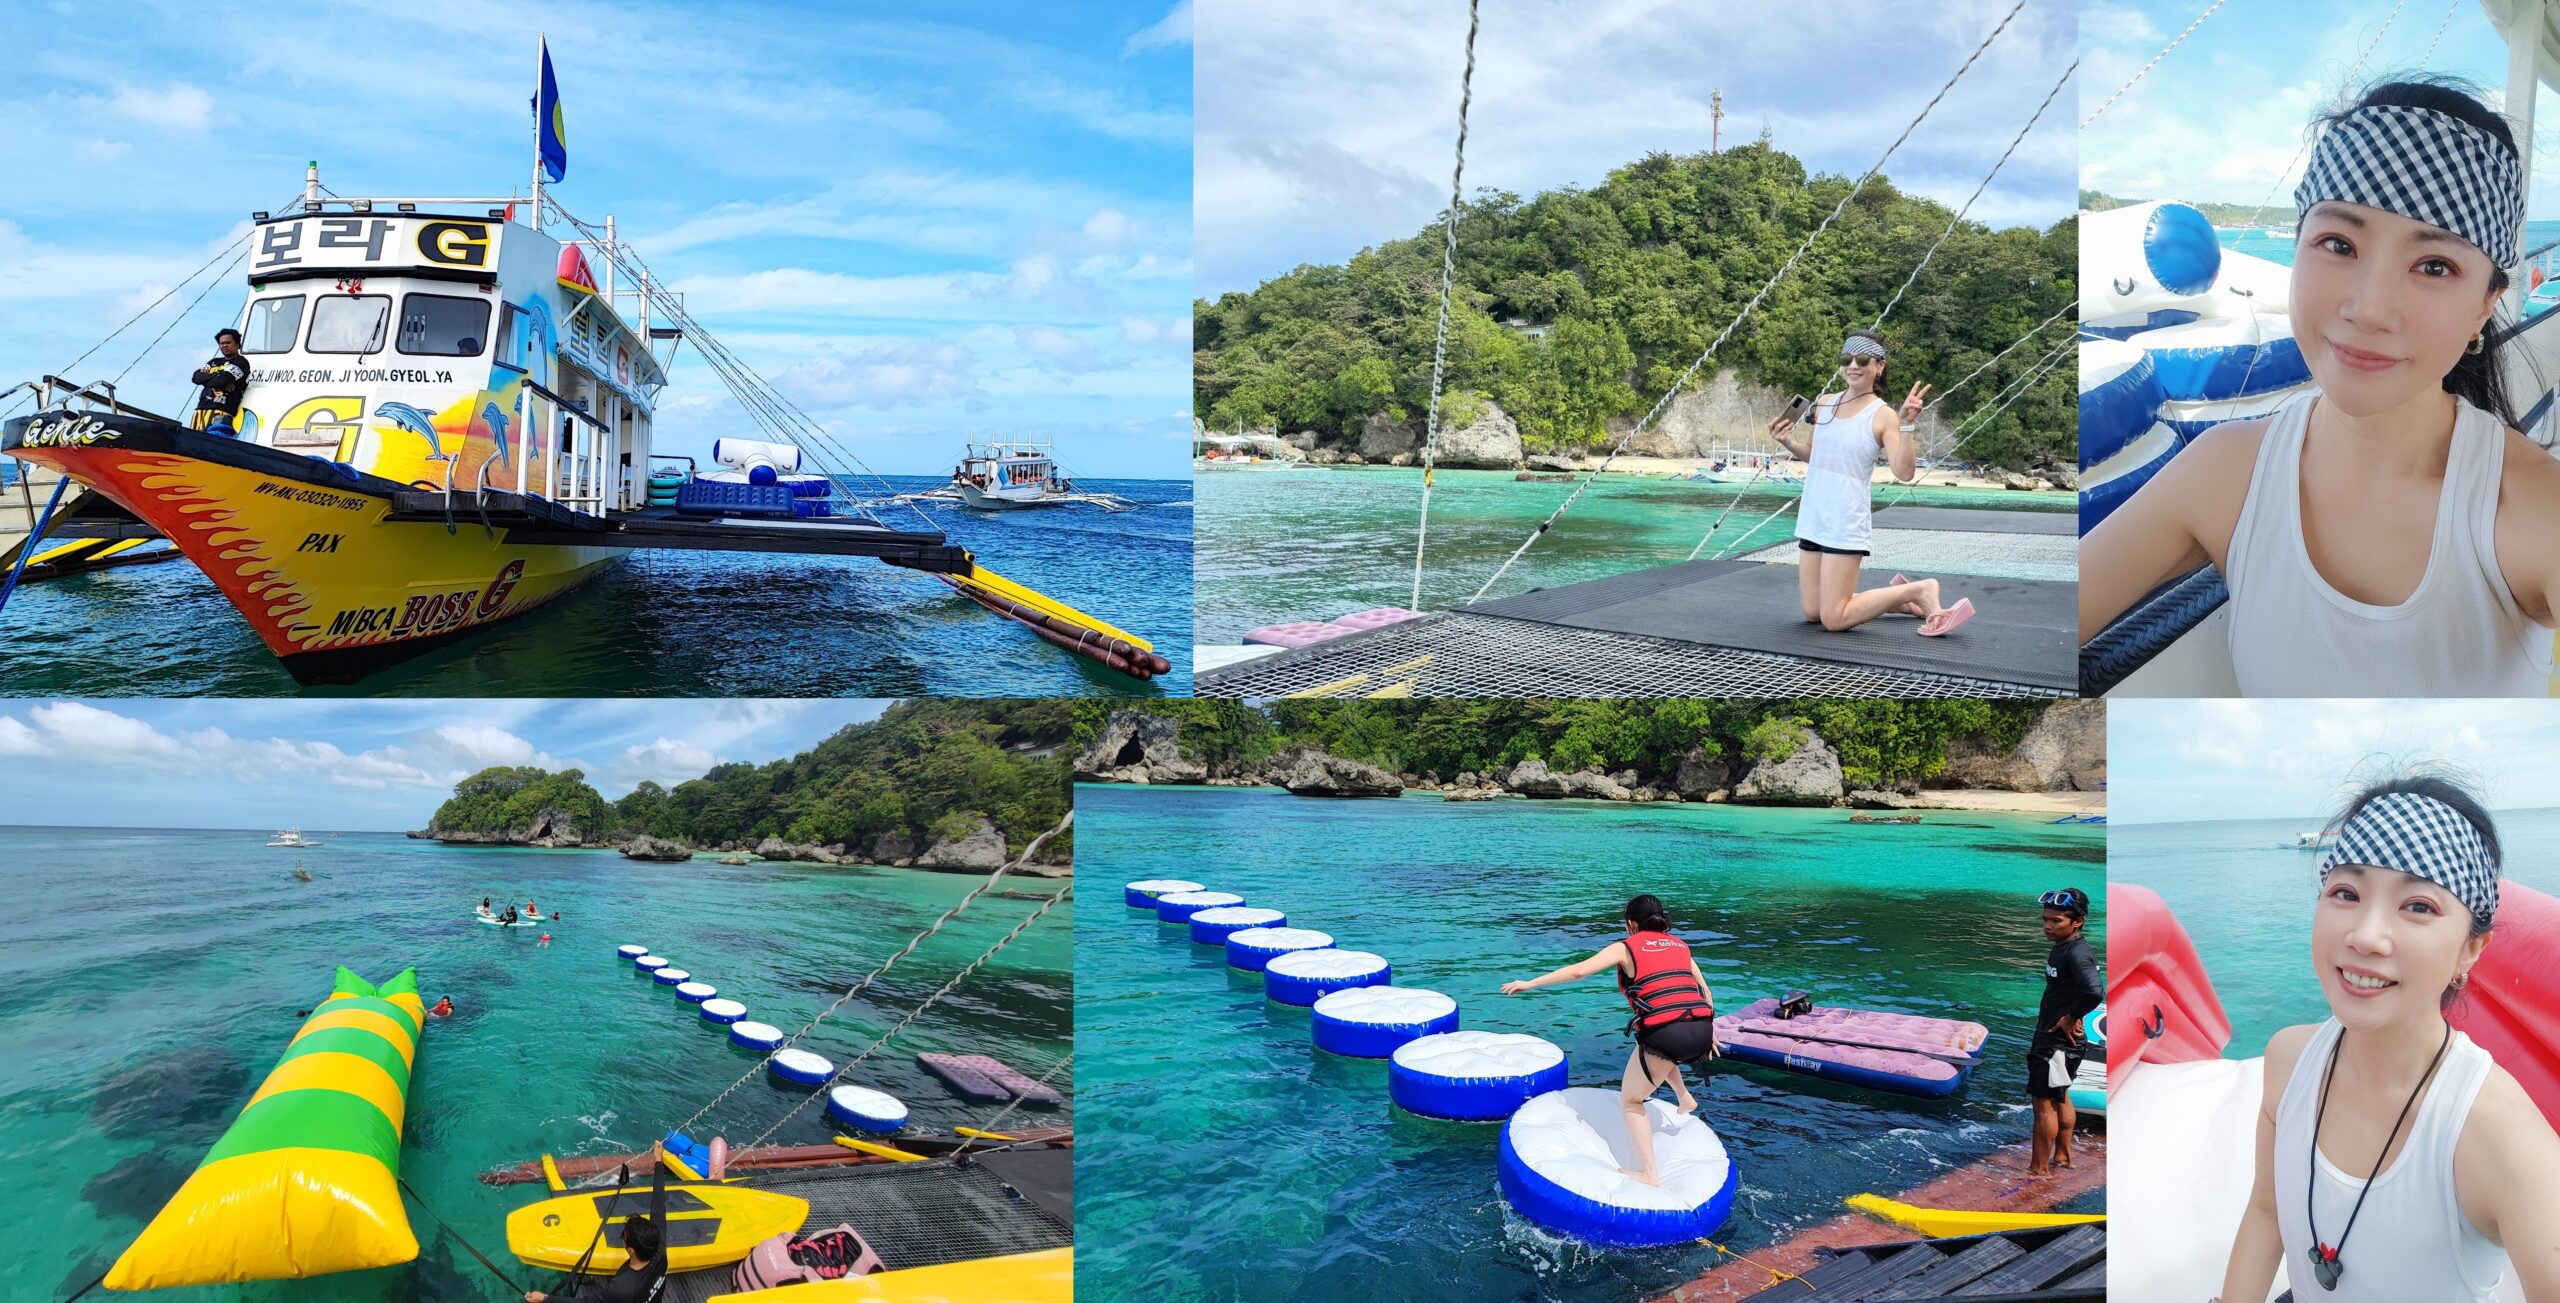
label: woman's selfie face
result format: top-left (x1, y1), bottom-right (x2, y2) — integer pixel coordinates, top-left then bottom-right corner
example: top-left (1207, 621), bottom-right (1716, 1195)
top-left (2311, 863), bottom-right (2481, 1026)
top-left (2291, 200), bottom-right (2500, 416)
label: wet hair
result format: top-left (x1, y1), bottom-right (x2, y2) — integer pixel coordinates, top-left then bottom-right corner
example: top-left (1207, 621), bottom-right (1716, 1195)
top-left (623, 1212), bottom-right (662, 1260)
top-left (1843, 329), bottom-right (1889, 394)
top-left (214, 327), bottom-right (242, 344)
top-left (2328, 758), bottom-right (2501, 1008)
top-left (1624, 894), bottom-right (1670, 933)
top-left (2311, 76), bottom-right (2521, 428)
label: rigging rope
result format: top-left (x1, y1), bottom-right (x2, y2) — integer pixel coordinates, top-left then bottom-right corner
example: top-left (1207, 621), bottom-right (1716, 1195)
top-left (2080, 0), bottom-right (2229, 130)
top-left (1409, 0), bottom-right (1480, 613)
top-left (659, 810), bottom-right (1072, 1144)
top-left (110, 245), bottom-right (252, 389)
top-left (739, 885), bottom-right (1071, 1152)
top-left (2224, 0), bottom-right (2410, 238)
top-left (1463, 0), bottom-right (2030, 606)
top-left (42, 191), bottom-right (298, 390)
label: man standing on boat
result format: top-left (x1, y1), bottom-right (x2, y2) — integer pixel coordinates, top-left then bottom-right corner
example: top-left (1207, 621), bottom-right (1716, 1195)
top-left (2028, 887), bottom-right (2101, 1175)
top-left (190, 329), bottom-right (249, 438)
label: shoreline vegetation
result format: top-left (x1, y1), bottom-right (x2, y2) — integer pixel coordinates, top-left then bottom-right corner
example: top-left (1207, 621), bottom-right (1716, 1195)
top-left (1195, 142), bottom-right (2077, 480)
top-left (407, 700), bottom-right (1075, 877)
top-left (1071, 701), bottom-right (2103, 817)
top-left (1221, 455), bottom-right (2075, 496)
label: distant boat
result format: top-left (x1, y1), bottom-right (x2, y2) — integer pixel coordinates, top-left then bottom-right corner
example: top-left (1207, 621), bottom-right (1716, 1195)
top-left (947, 440), bottom-right (1134, 511)
top-left (267, 828), bottom-right (321, 849)
top-left (2290, 829), bottom-right (2335, 851)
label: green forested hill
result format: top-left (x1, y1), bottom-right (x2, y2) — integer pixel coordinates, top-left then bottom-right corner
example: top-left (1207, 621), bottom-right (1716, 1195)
top-left (1196, 143), bottom-right (2077, 468)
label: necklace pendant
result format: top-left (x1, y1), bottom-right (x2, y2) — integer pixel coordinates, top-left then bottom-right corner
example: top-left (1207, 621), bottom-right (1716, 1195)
top-left (2312, 1244), bottom-right (2343, 1291)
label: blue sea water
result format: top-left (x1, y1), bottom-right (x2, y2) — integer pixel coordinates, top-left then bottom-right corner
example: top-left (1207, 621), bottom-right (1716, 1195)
top-left (0, 474), bottom-right (1190, 696)
top-left (0, 826), bottom-right (1072, 1302)
top-left (1075, 785), bottom-right (2104, 1303)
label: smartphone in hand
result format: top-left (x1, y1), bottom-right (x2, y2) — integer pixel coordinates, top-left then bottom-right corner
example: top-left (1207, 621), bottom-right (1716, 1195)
top-left (1780, 394), bottom-right (1811, 426)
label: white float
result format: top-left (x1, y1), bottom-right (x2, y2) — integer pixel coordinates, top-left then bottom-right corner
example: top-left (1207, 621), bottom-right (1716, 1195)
top-left (675, 981), bottom-right (717, 1004)
top-left (698, 998), bottom-right (748, 1025)
top-left (1264, 948), bottom-right (1391, 1006)
top-left (1225, 926), bottom-right (1334, 972)
top-left (1189, 906), bottom-right (1286, 945)
top-left (826, 1085), bottom-right (909, 1134)
top-left (1125, 878), bottom-right (1206, 909)
top-left (1389, 1031), bottom-right (1568, 1120)
top-left (1310, 986), bottom-right (1458, 1057)
top-left (1497, 1087), bottom-right (1740, 1247)
top-left (769, 1047), bottom-right (833, 1086)
top-left (1154, 890), bottom-right (1245, 923)
top-left (729, 1020), bottom-right (785, 1050)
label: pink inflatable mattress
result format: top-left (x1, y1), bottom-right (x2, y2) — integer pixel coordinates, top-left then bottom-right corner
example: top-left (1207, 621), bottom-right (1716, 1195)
top-left (917, 1052), bottom-right (1065, 1105)
top-left (1720, 998), bottom-right (1988, 1063)
top-left (1243, 608), bottom-right (1423, 648)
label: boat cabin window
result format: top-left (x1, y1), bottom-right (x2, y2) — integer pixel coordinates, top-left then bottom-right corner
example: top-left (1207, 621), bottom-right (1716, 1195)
top-left (492, 303), bottom-right (526, 372)
top-left (241, 296), bottom-right (304, 353)
top-left (306, 294), bottom-right (391, 354)
top-left (397, 292), bottom-right (492, 358)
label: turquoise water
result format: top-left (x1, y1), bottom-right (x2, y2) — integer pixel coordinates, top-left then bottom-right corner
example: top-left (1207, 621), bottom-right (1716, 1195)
top-left (0, 475), bottom-right (1190, 696)
top-left (1075, 784), bottom-right (2104, 1303)
top-left (0, 826), bottom-right (1071, 1301)
top-left (1193, 466), bottom-right (2067, 643)
top-left (2108, 811), bottom-right (2560, 1058)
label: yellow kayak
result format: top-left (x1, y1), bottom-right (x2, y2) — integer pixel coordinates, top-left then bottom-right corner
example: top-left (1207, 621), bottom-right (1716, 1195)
top-left (1846, 1193), bottom-right (2105, 1239)
top-left (507, 1181), bottom-right (809, 1274)
top-left (708, 1247), bottom-right (1072, 1302)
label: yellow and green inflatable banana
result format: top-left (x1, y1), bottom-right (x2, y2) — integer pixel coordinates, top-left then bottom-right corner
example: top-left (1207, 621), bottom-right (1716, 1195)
top-left (105, 966), bottom-right (426, 1290)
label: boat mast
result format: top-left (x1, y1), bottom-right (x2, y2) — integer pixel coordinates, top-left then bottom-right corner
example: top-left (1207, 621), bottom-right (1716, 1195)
top-left (529, 32), bottom-right (546, 233)
top-left (2502, 0), bottom-right (2546, 316)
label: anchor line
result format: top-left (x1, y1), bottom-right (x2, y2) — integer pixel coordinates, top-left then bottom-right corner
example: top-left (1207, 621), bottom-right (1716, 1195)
top-left (1464, 0), bottom-right (2031, 606)
top-left (647, 810), bottom-right (1074, 1154)
top-left (1409, 0), bottom-right (1481, 613)
top-left (2080, 0), bottom-right (2229, 130)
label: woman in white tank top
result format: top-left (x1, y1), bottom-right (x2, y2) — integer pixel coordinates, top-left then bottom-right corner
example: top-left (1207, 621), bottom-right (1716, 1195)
top-left (2214, 777), bottom-right (2560, 1303)
top-left (1767, 330), bottom-right (1970, 635)
top-left (2079, 82), bottom-right (2560, 695)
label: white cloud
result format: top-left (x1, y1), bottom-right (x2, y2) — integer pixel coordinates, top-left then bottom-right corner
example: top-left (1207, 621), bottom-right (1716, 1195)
top-left (1125, 1), bottom-right (1193, 55)
top-left (775, 340), bottom-right (981, 406)
top-left (615, 737), bottom-right (722, 790)
top-left (107, 83), bottom-right (212, 131)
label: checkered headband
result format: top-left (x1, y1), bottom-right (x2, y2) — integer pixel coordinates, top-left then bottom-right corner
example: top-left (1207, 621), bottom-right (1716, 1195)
top-left (2318, 791), bottom-right (2500, 925)
top-left (1840, 333), bottom-right (1889, 360)
top-left (2293, 103), bottom-right (2524, 269)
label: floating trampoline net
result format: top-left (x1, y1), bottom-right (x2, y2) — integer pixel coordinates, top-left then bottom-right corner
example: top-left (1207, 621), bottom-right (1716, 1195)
top-left (657, 1157), bottom-right (1071, 1302)
top-left (1734, 527), bottom-right (2078, 584)
top-left (1196, 612), bottom-right (2066, 699)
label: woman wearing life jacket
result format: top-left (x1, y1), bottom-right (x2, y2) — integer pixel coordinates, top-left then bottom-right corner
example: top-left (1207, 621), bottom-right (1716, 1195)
top-left (1501, 894), bottom-right (1718, 1186)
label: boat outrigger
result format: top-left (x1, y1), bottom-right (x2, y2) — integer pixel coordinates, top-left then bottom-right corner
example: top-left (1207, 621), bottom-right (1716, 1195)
top-left (1, 166), bottom-right (1168, 684)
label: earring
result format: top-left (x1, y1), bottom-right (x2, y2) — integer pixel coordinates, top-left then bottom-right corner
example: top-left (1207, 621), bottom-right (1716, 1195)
top-left (2454, 969), bottom-right (2472, 991)
top-left (2468, 334), bottom-right (2486, 355)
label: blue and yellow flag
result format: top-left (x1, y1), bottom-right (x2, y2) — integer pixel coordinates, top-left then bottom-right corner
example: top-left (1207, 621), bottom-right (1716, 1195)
top-left (535, 37), bottom-right (567, 183)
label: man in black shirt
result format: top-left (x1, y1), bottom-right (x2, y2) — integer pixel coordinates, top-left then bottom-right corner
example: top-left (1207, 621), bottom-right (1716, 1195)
top-left (525, 1212), bottom-right (665, 1302)
top-left (190, 328), bottom-right (250, 437)
top-left (2028, 885), bottom-right (2101, 1175)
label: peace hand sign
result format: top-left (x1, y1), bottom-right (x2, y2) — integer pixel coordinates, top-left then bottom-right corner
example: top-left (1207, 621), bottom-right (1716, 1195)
top-left (1898, 383), bottom-right (1934, 424)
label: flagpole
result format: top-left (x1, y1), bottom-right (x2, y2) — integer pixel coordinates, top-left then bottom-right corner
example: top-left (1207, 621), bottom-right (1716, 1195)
top-left (529, 32), bottom-right (545, 232)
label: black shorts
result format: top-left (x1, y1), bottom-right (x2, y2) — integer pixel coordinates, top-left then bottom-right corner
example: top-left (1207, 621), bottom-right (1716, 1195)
top-left (1636, 1018), bottom-right (1719, 1066)
top-left (2026, 1039), bottom-right (2084, 1101)
top-left (1798, 538), bottom-right (1870, 558)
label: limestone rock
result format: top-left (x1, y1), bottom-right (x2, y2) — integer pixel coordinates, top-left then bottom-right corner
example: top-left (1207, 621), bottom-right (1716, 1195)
top-left (621, 835), bottom-right (694, 862)
top-left (1672, 749), bottom-right (1730, 801)
top-left (1263, 748), bottom-right (1404, 797)
top-left (1502, 758), bottom-right (1632, 801)
top-left (1442, 787), bottom-right (1499, 802)
top-left (1433, 402), bottom-right (1527, 468)
top-left (919, 815), bottom-right (1010, 869)
top-left (1846, 788), bottom-right (1925, 810)
top-left (1075, 710), bottom-right (1208, 785)
top-left (1525, 452), bottom-right (1581, 473)
top-left (1733, 729), bottom-right (1846, 806)
top-left (1357, 412), bottom-right (1418, 461)
top-left (2010, 700), bottom-right (2106, 792)
top-left (870, 829), bottom-right (919, 863)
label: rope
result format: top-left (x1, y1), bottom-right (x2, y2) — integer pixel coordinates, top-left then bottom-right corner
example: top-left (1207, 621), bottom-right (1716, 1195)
top-left (2417, 0), bottom-right (2460, 69)
top-left (1464, 0), bottom-right (2029, 606)
top-left (1704, 1239), bottom-right (1811, 1291)
top-left (46, 215), bottom-right (266, 383)
top-left (2080, 0), bottom-right (2229, 130)
top-left (738, 886), bottom-right (1072, 1152)
top-left (397, 1174), bottom-right (528, 1296)
top-left (662, 810), bottom-right (1072, 1141)
top-left (1409, 0), bottom-right (1481, 613)
top-left (2222, 0), bottom-right (2410, 240)
top-left (948, 1049), bottom-right (1075, 1161)
top-left (109, 244), bottom-right (252, 390)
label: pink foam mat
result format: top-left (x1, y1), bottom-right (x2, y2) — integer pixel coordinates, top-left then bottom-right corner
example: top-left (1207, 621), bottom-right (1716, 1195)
top-left (1718, 1027), bottom-right (1960, 1082)
top-left (1242, 620), bottom-right (1342, 648)
top-left (916, 1052), bottom-right (1065, 1105)
top-left (1722, 998), bottom-right (1987, 1062)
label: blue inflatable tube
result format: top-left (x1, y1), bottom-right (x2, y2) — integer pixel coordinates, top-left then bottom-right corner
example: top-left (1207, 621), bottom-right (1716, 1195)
top-left (2079, 424), bottom-right (2178, 535)
top-left (827, 1085), bottom-right (908, 1134)
top-left (2078, 343), bottom-right (2167, 470)
top-left (1310, 987), bottom-right (1460, 1058)
top-left (1497, 1088), bottom-right (1740, 1248)
top-left (1714, 1038), bottom-right (1972, 1099)
top-left (1225, 927), bottom-right (1333, 972)
top-left (1264, 949), bottom-right (1391, 1006)
top-left (1124, 879), bottom-right (1204, 909)
top-left (729, 1020), bottom-right (785, 1051)
top-left (652, 967), bottom-right (690, 986)
top-left (1388, 1032), bottom-right (1568, 1121)
top-left (617, 944), bottom-right (648, 959)
top-left (1189, 906), bottom-right (1286, 945)
top-left (1154, 890), bottom-right (1244, 924)
top-left (2143, 335), bottom-right (2308, 401)
top-left (769, 1047), bottom-right (833, 1087)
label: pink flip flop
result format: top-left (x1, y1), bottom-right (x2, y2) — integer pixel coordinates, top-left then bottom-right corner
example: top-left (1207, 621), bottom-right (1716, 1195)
top-left (1918, 598), bottom-right (1976, 637)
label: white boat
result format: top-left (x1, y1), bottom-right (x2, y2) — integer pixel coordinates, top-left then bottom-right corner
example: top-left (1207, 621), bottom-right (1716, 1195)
top-left (1688, 446), bottom-right (1802, 484)
top-left (2289, 829), bottom-right (2336, 850)
top-left (267, 828), bottom-right (320, 849)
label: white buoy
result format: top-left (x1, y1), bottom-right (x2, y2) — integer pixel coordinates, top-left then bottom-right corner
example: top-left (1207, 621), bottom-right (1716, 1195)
top-left (699, 998), bottom-right (748, 1025)
top-left (617, 944), bottom-right (648, 959)
top-left (729, 1020), bottom-right (785, 1050)
top-left (827, 1085), bottom-right (909, 1133)
top-left (1389, 1031), bottom-right (1568, 1120)
top-left (652, 968), bottom-right (690, 986)
top-left (770, 1047), bottom-right (834, 1086)
top-left (675, 981), bottom-right (717, 1003)
top-left (1224, 926), bottom-right (1333, 972)
top-left (1125, 878), bottom-right (1206, 908)
top-left (634, 954), bottom-right (669, 971)
top-left (1310, 986), bottom-right (1459, 1057)
top-left (1264, 949), bottom-right (1391, 1006)
top-left (1498, 1087), bottom-right (1740, 1247)
top-left (1154, 890), bottom-right (1244, 923)
top-left (1188, 906), bottom-right (1286, 945)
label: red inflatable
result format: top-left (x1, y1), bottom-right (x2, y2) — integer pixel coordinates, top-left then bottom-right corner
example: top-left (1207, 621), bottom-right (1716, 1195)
top-left (2104, 883), bottom-right (2234, 1085)
top-left (2451, 880), bottom-right (2560, 1128)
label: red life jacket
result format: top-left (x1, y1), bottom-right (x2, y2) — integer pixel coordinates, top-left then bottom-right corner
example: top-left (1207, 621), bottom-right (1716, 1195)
top-left (1619, 932), bottom-right (1713, 1033)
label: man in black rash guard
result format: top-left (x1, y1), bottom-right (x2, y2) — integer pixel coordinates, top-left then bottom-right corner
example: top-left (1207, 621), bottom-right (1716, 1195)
top-left (2027, 886), bottom-right (2101, 1175)
top-left (525, 1213), bottom-right (666, 1302)
top-left (189, 329), bottom-right (249, 437)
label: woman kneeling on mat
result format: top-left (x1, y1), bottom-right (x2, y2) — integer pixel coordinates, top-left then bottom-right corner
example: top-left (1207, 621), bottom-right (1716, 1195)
top-left (1501, 894), bottom-right (1718, 1186)
top-left (2082, 78), bottom-right (2560, 696)
top-left (2215, 771), bottom-right (2560, 1302)
top-left (1769, 329), bottom-right (1969, 637)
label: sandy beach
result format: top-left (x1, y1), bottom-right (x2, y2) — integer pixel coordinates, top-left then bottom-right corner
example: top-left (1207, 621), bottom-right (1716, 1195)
top-left (1597, 453), bottom-right (2073, 495)
top-left (1916, 788), bottom-right (2107, 816)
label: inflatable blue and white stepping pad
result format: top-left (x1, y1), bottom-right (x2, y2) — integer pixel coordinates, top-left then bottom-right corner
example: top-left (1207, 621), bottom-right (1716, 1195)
top-left (1189, 906), bottom-right (1286, 945)
top-left (699, 998), bottom-right (749, 1026)
top-left (1498, 1087), bottom-right (1739, 1248)
top-left (652, 967), bottom-right (691, 986)
top-left (675, 981), bottom-right (718, 1004)
top-left (634, 954), bottom-right (669, 971)
top-left (1125, 879), bottom-right (1205, 909)
top-left (769, 1047), bottom-right (833, 1086)
top-left (1225, 926), bottom-right (1334, 972)
top-left (1311, 986), bottom-right (1459, 1057)
top-left (1265, 948), bottom-right (1391, 1006)
top-left (730, 1020), bottom-right (785, 1050)
top-left (827, 1085), bottom-right (909, 1134)
top-left (1154, 890), bottom-right (1244, 924)
top-left (617, 944), bottom-right (649, 959)
top-left (1389, 1031), bottom-right (1568, 1120)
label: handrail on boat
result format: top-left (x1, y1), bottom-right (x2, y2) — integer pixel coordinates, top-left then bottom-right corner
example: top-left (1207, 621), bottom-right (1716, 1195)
top-left (37, 376), bottom-right (178, 424)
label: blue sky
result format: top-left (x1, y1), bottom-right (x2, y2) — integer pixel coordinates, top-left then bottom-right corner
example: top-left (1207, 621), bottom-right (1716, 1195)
top-left (2081, 0), bottom-right (2560, 212)
top-left (0, 699), bottom-right (888, 830)
top-left (0, 0), bottom-right (1192, 478)
top-left (1196, 0), bottom-right (2078, 296)
top-left (2108, 699), bottom-right (2560, 824)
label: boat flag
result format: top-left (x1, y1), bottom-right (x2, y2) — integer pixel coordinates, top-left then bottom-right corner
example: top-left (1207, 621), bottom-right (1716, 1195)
top-left (535, 37), bottom-right (567, 183)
